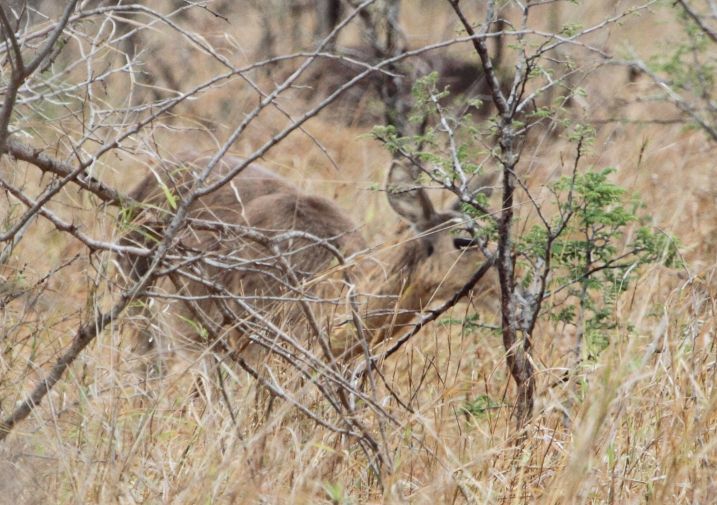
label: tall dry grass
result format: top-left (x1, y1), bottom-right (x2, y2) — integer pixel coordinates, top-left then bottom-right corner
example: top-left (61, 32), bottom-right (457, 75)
top-left (1, 1), bottom-right (716, 503)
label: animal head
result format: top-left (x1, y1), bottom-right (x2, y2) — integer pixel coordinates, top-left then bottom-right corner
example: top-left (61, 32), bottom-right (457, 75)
top-left (382, 160), bottom-right (494, 305)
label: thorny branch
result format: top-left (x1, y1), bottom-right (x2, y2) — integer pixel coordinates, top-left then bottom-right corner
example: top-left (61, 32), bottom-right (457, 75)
top-left (448, 0), bottom-right (536, 425)
top-left (0, 0), bottom-right (661, 456)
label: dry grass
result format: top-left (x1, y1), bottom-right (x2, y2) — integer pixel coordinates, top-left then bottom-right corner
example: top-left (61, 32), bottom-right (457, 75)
top-left (2, 1), bottom-right (717, 503)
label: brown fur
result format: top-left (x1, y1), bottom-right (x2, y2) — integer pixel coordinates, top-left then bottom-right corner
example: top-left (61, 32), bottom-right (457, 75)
top-left (121, 155), bottom-right (495, 361)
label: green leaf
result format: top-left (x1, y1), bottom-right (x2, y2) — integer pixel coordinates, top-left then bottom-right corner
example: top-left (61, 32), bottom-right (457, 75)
top-left (462, 394), bottom-right (502, 418)
top-left (160, 183), bottom-right (177, 210)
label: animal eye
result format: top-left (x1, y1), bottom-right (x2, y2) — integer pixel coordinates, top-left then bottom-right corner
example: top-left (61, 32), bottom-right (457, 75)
top-left (426, 242), bottom-right (435, 257)
top-left (453, 237), bottom-right (476, 249)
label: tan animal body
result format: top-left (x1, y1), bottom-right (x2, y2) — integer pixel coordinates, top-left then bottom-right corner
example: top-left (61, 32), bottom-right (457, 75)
top-left (121, 156), bottom-right (493, 361)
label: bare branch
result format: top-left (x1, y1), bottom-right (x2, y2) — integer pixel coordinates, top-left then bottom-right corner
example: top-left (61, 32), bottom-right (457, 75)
top-left (447, 0), bottom-right (508, 115)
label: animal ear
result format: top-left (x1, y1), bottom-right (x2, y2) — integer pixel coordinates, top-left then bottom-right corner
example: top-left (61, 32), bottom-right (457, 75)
top-left (451, 170), bottom-right (498, 211)
top-left (386, 160), bottom-right (436, 230)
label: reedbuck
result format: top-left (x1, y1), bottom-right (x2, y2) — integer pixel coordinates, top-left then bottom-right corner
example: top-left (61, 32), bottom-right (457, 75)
top-left (121, 155), bottom-right (495, 362)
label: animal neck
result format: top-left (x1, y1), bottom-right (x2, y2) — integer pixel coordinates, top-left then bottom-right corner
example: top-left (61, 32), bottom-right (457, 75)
top-left (332, 239), bottom-right (429, 358)
top-left (363, 277), bottom-right (428, 346)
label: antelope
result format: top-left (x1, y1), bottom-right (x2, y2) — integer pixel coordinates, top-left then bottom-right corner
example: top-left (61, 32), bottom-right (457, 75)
top-left (120, 155), bottom-right (495, 363)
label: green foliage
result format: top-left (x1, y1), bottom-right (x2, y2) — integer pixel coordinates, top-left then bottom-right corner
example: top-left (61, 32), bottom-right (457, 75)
top-left (374, 71), bottom-right (679, 363)
top-left (648, 2), bottom-right (717, 136)
top-left (651, 5), bottom-right (713, 92)
top-left (372, 73), bottom-right (493, 199)
top-left (462, 394), bottom-right (502, 418)
top-left (560, 23), bottom-right (584, 37)
top-left (524, 167), bottom-right (680, 359)
top-left (178, 315), bottom-right (209, 340)
top-left (410, 71), bottom-right (449, 113)
top-left (160, 182), bottom-right (178, 210)
top-left (439, 313), bottom-right (501, 336)
top-left (323, 482), bottom-right (351, 505)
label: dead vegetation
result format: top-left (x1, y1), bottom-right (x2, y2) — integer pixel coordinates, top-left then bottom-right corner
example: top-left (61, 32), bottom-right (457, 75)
top-left (1, 1), bottom-right (717, 504)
